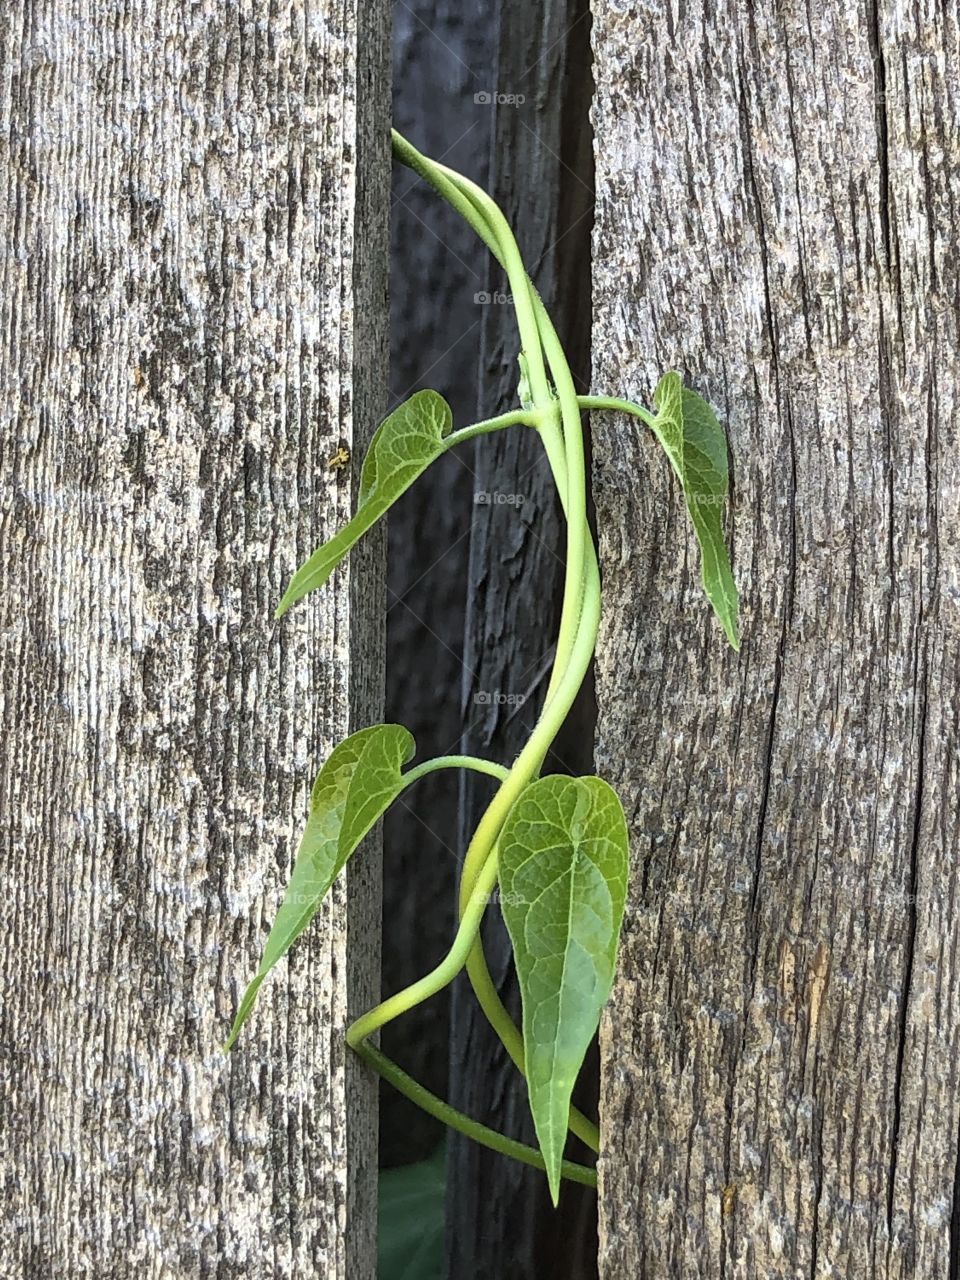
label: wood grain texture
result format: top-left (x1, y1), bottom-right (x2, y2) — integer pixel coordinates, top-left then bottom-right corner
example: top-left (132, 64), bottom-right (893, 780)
top-left (591, 3), bottom-right (960, 1277)
top-left (446, 2), bottom-right (599, 1274)
top-left (0, 2), bottom-right (389, 1275)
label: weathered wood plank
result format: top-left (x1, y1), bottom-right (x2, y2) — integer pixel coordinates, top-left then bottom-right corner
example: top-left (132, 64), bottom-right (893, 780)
top-left (591, 3), bottom-right (960, 1277)
top-left (447, 2), bottom-right (599, 1275)
top-left (0, 2), bottom-right (389, 1275)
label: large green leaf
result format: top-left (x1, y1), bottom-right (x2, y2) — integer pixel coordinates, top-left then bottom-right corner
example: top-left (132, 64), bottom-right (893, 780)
top-left (650, 372), bottom-right (740, 649)
top-left (378, 1146), bottom-right (445, 1280)
top-left (498, 775), bottom-right (629, 1204)
top-left (276, 390), bottom-right (452, 617)
top-left (225, 724), bottom-right (415, 1048)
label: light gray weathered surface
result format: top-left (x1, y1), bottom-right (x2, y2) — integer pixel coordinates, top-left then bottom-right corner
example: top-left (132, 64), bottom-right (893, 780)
top-left (0, 1), bottom-right (389, 1275)
top-left (591, 3), bottom-right (960, 1277)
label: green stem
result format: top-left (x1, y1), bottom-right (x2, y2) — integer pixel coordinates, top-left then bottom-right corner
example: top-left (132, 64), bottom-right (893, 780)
top-left (444, 409), bottom-right (540, 449)
top-left (576, 394), bottom-right (657, 428)
top-left (402, 755), bottom-right (508, 787)
top-left (436, 166), bottom-right (590, 688)
top-left (395, 146), bottom-right (593, 780)
top-left (392, 130), bottom-right (605, 1154)
top-left (532, 295), bottom-right (590, 690)
top-left (348, 845), bottom-right (500, 1042)
top-left (390, 131), bottom-right (567, 484)
top-left (351, 1042), bottom-right (597, 1189)
top-left (346, 840), bottom-right (596, 1188)
top-left (391, 131), bottom-right (551, 406)
top-left (391, 131), bottom-right (505, 276)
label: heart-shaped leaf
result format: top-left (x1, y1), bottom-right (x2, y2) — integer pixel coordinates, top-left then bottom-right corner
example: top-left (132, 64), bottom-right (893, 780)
top-left (276, 390), bottom-right (452, 616)
top-left (650, 373), bottom-right (739, 649)
top-left (498, 775), bottom-right (629, 1204)
top-left (225, 724), bottom-right (415, 1048)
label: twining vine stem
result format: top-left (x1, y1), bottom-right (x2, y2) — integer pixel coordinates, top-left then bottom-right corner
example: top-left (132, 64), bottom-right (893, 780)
top-left (341, 132), bottom-right (604, 1173)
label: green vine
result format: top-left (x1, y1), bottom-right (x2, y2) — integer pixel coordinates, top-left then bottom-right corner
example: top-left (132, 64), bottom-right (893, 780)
top-left (225, 129), bottom-right (739, 1205)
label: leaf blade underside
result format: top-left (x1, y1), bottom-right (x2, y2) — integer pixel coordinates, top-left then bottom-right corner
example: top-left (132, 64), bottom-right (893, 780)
top-left (651, 372), bottom-right (739, 649)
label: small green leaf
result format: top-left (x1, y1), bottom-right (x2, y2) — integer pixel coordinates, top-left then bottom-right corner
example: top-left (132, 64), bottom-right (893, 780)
top-left (276, 390), bottom-right (452, 617)
top-left (225, 724), bottom-right (415, 1049)
top-left (650, 372), bottom-right (740, 650)
top-left (499, 775), bottom-right (629, 1204)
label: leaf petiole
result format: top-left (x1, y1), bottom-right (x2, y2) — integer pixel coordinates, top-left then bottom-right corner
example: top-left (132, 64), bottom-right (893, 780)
top-left (400, 754), bottom-right (508, 786)
top-left (576, 393), bottom-right (657, 427)
top-left (443, 408), bottom-right (541, 448)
